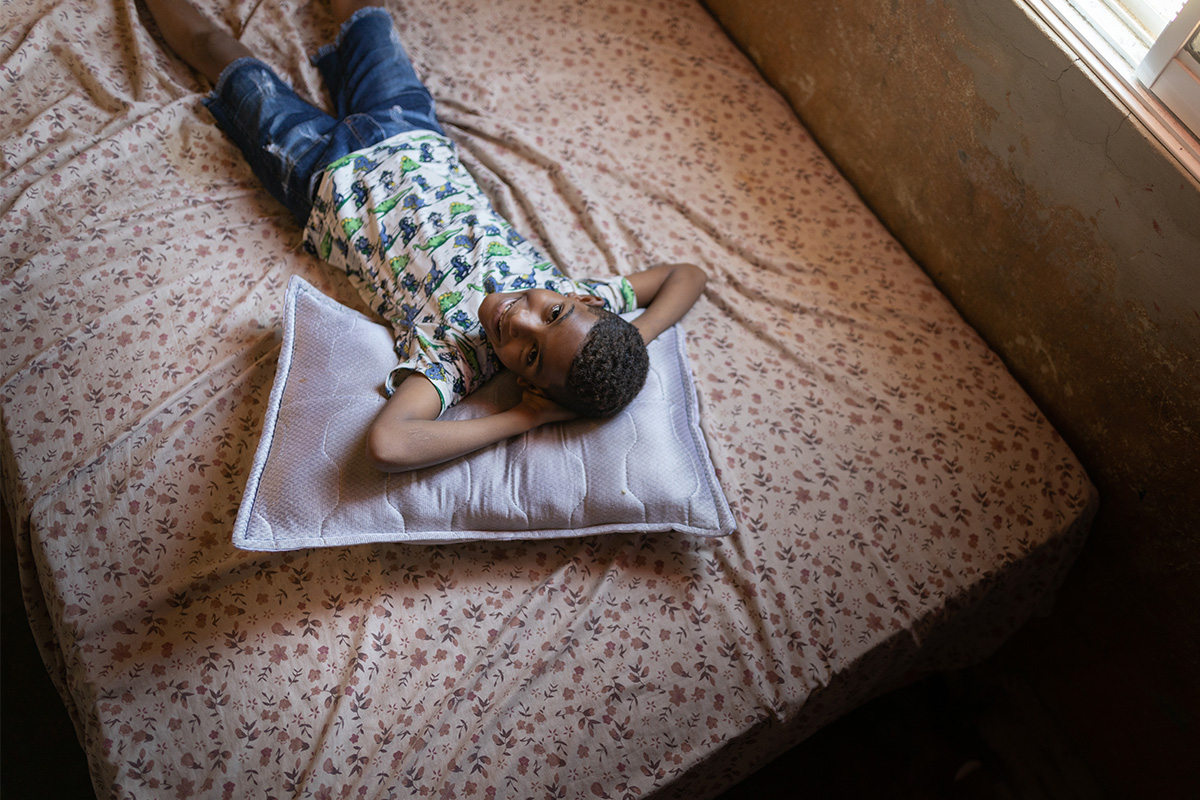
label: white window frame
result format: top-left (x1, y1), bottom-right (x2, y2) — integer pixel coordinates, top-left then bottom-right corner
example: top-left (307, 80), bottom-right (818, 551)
top-left (1136, 2), bottom-right (1200, 136)
top-left (1025, 0), bottom-right (1200, 181)
top-left (1110, 0), bottom-right (1180, 42)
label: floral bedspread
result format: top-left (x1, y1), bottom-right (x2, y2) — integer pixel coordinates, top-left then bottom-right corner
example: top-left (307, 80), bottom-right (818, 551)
top-left (1, 0), bottom-right (1096, 797)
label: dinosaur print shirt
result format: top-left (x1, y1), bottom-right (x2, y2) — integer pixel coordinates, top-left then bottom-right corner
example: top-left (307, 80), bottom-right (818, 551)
top-left (303, 131), bottom-right (636, 412)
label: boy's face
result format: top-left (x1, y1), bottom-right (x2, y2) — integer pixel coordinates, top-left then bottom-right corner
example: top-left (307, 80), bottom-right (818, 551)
top-left (479, 288), bottom-right (604, 391)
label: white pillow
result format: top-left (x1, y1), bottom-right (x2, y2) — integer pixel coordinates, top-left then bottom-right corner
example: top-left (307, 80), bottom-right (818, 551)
top-left (232, 276), bottom-right (735, 550)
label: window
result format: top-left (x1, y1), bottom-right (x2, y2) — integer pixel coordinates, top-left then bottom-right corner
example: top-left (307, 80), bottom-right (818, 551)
top-left (1136, 2), bottom-right (1200, 136)
top-left (1026, 0), bottom-right (1200, 179)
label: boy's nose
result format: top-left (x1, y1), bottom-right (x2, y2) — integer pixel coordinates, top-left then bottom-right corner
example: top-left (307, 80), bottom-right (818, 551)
top-left (508, 303), bottom-right (537, 335)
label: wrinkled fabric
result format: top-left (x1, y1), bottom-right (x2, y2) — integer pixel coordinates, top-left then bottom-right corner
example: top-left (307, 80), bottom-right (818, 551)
top-left (0, 0), bottom-right (1095, 797)
top-left (304, 131), bottom-right (635, 408)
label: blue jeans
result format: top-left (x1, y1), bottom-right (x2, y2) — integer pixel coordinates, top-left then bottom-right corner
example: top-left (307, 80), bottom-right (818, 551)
top-left (202, 8), bottom-right (443, 224)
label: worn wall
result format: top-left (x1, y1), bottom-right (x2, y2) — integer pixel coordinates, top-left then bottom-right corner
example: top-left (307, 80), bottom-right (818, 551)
top-left (703, 0), bottom-right (1200, 791)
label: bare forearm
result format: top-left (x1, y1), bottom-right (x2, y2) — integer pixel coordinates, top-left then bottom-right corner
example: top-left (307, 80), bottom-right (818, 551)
top-left (629, 262), bottom-right (707, 342)
top-left (368, 406), bottom-right (540, 472)
top-left (367, 380), bottom-right (578, 472)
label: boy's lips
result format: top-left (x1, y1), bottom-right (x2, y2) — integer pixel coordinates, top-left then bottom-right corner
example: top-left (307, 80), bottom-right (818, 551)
top-left (493, 297), bottom-right (516, 343)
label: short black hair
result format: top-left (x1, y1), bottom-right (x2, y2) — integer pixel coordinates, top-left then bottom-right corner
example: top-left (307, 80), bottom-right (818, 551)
top-left (554, 307), bottom-right (648, 417)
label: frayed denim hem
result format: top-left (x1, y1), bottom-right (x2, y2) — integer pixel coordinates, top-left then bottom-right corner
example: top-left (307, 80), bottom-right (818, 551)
top-left (310, 6), bottom-right (392, 67)
top-left (201, 56), bottom-right (274, 109)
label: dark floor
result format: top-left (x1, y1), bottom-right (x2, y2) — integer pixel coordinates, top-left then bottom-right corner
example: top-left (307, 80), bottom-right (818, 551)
top-left (3, 498), bottom-right (97, 797)
top-left (2, 499), bottom-right (1103, 800)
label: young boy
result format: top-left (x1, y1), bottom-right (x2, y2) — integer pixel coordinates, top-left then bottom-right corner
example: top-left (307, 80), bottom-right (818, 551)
top-left (143, 0), bottom-right (706, 472)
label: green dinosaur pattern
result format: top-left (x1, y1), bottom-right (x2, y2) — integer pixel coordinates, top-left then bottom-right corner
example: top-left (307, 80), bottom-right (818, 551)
top-left (388, 253), bottom-right (410, 277)
top-left (302, 130), bottom-right (636, 410)
top-left (374, 188), bottom-right (412, 217)
top-left (437, 290), bottom-right (463, 315)
top-left (449, 201), bottom-right (474, 219)
top-left (413, 227), bottom-right (462, 252)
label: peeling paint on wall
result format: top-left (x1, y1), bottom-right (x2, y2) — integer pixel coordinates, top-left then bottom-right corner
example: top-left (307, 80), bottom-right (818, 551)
top-left (704, 0), bottom-right (1200, 786)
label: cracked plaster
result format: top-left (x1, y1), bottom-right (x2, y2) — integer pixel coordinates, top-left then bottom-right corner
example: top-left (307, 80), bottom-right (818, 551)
top-left (704, 0), bottom-right (1200, 749)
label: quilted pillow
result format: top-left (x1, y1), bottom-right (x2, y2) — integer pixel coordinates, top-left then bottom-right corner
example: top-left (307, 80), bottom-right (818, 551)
top-left (232, 276), bottom-right (735, 550)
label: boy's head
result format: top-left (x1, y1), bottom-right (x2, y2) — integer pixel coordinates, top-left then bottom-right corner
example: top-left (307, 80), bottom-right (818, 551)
top-left (478, 288), bottom-right (649, 417)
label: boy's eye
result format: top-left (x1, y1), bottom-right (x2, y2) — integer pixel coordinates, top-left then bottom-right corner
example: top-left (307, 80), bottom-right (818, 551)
top-left (549, 304), bottom-right (562, 321)
top-left (526, 346), bottom-right (538, 366)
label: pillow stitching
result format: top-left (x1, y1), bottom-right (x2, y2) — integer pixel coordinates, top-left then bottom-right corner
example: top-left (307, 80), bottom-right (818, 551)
top-left (562, 419), bottom-right (599, 529)
top-left (674, 327), bottom-right (734, 533)
top-left (666, 339), bottom-right (702, 529)
top-left (450, 457), bottom-right (475, 532)
top-left (317, 312), bottom-right (356, 543)
top-left (505, 432), bottom-right (534, 531)
top-left (241, 277), bottom-right (303, 546)
top-left (619, 389), bottom-right (648, 525)
top-left (654, 347), bottom-right (702, 528)
top-left (236, 278), bottom-right (735, 549)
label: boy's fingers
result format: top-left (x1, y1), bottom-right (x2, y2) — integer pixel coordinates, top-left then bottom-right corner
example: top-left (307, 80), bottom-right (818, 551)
top-left (517, 378), bottom-right (547, 397)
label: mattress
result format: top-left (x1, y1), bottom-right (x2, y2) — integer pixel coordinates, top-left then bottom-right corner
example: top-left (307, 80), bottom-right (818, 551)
top-left (0, 0), bottom-right (1096, 797)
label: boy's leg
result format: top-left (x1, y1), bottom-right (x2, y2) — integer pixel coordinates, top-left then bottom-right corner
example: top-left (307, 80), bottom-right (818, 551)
top-left (145, 0), bottom-right (339, 222)
top-left (332, 0), bottom-right (386, 26)
top-left (143, 0), bottom-right (439, 222)
top-left (203, 63), bottom-right (343, 222)
top-left (143, 0), bottom-right (252, 84)
top-left (313, 7), bottom-right (444, 135)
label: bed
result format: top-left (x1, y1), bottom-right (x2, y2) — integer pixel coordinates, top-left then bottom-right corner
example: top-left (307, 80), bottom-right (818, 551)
top-left (1, 0), bottom-right (1097, 797)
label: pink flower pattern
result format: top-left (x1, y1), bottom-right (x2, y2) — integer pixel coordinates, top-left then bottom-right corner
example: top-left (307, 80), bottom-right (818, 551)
top-left (1, 0), bottom-right (1095, 797)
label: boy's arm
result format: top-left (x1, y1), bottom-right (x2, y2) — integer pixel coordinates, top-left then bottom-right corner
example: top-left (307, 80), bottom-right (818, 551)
top-left (367, 373), bottom-right (574, 472)
top-left (368, 262), bottom-right (706, 472)
top-left (626, 262), bottom-right (707, 343)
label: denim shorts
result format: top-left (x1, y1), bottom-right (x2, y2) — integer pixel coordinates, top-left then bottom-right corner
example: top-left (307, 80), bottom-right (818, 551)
top-left (202, 7), bottom-right (444, 224)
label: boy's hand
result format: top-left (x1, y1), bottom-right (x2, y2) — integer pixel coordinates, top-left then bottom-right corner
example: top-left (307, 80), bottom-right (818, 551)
top-left (515, 387), bottom-right (578, 427)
